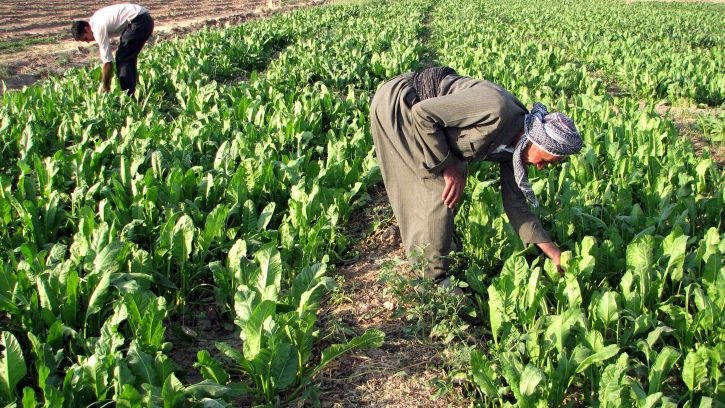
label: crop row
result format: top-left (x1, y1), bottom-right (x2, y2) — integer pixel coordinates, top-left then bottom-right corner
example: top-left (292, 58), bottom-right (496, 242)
top-left (0, 1), bottom-right (429, 406)
top-left (1, 0), bottom-right (723, 406)
top-left (432, 0), bottom-right (723, 406)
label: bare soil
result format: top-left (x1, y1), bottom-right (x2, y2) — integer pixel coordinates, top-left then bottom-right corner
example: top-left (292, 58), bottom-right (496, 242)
top-left (654, 104), bottom-right (725, 167)
top-left (0, 0), bottom-right (281, 40)
top-left (0, 0), bottom-right (323, 93)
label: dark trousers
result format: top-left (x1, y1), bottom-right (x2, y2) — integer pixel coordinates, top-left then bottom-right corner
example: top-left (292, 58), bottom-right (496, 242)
top-left (116, 12), bottom-right (154, 96)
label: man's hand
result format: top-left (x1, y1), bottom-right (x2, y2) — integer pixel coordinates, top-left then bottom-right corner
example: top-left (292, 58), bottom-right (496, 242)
top-left (442, 164), bottom-right (465, 209)
top-left (536, 241), bottom-right (563, 275)
top-left (100, 62), bottom-right (113, 93)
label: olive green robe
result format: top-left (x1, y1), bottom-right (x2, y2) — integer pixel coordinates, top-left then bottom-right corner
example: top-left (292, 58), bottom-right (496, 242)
top-left (370, 73), bottom-right (551, 280)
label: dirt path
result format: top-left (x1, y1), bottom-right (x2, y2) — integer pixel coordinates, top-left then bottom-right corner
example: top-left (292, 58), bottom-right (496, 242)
top-left (314, 185), bottom-right (469, 407)
top-left (0, 0), bottom-right (323, 93)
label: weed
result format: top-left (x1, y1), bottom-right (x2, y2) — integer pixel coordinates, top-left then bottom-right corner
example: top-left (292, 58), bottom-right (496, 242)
top-left (378, 255), bottom-right (475, 344)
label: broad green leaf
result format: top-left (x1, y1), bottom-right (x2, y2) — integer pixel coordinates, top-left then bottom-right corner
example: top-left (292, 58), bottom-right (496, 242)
top-left (692, 287), bottom-right (715, 331)
top-left (91, 240), bottom-right (123, 277)
top-left (62, 267), bottom-right (79, 327)
top-left (290, 262), bottom-right (334, 314)
top-left (597, 291), bottom-right (619, 327)
top-left (94, 306), bottom-right (126, 357)
top-left (598, 353), bottom-right (629, 408)
top-left (214, 342), bottom-right (246, 366)
top-left (256, 202), bottom-right (276, 230)
top-left (234, 287), bottom-right (257, 324)
top-left (551, 348), bottom-right (581, 405)
top-left (126, 341), bottom-right (159, 386)
top-left (626, 235), bottom-right (654, 308)
top-left (500, 352), bottom-right (525, 405)
top-left (171, 215), bottom-right (195, 262)
top-left (125, 292), bottom-right (166, 353)
top-left (502, 255), bottom-right (530, 287)
top-left (524, 266), bottom-right (540, 311)
top-left (254, 244), bottom-right (282, 292)
top-left (36, 274), bottom-right (57, 322)
top-left (662, 229), bottom-right (687, 282)
top-left (0, 332), bottom-right (27, 402)
top-left (575, 344), bottom-right (620, 374)
top-left (199, 205), bottom-right (228, 255)
top-left (269, 341), bottom-right (297, 391)
top-left (649, 347), bottom-right (680, 394)
top-left (620, 271), bottom-right (641, 314)
top-left (520, 364), bottom-right (546, 397)
top-left (186, 380), bottom-right (239, 400)
top-left (682, 350), bottom-right (708, 391)
top-left (242, 300), bottom-right (276, 360)
top-left (196, 351), bottom-right (229, 385)
top-left (578, 237), bottom-right (597, 278)
top-left (21, 387), bottom-right (36, 408)
top-left (242, 200), bottom-right (258, 233)
top-left (699, 347), bottom-right (721, 393)
top-left (312, 329), bottom-right (384, 377)
top-left (199, 399), bottom-right (228, 408)
top-left (698, 397), bottom-right (714, 408)
top-left (117, 384), bottom-right (143, 405)
top-left (627, 378), bottom-right (662, 408)
top-left (561, 273), bottom-right (582, 308)
top-left (487, 285), bottom-right (505, 345)
top-left (86, 272), bottom-right (111, 320)
top-left (545, 308), bottom-right (582, 353)
top-left (290, 262), bottom-right (326, 303)
top-left (0, 266), bottom-right (19, 314)
top-left (80, 354), bottom-right (109, 400)
top-left (161, 373), bottom-right (185, 408)
top-left (646, 325), bottom-right (674, 348)
top-left (586, 330), bottom-right (605, 353)
top-left (227, 239), bottom-right (247, 277)
top-left (86, 242), bottom-right (124, 318)
top-left (544, 257), bottom-right (560, 282)
top-left (470, 350), bottom-right (497, 397)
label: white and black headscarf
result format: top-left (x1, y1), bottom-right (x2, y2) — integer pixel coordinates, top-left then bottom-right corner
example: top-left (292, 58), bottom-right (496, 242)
top-left (512, 102), bottom-right (582, 207)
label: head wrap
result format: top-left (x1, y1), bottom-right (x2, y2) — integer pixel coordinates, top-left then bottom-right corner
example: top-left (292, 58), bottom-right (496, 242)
top-left (407, 66), bottom-right (457, 104)
top-left (512, 102), bottom-right (582, 207)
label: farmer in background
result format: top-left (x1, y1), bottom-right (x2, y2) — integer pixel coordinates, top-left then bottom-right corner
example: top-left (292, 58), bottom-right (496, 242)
top-left (370, 66), bottom-right (583, 290)
top-left (71, 4), bottom-right (154, 96)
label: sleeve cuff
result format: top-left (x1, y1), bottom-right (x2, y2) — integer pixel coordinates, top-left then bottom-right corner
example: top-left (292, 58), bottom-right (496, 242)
top-left (518, 220), bottom-right (551, 246)
top-left (423, 151), bottom-right (457, 175)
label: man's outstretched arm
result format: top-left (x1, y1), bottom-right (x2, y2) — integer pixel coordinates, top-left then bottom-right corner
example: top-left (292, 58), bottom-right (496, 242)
top-left (100, 62), bottom-right (113, 92)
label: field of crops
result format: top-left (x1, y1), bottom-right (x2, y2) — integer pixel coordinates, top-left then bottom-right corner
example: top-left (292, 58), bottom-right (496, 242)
top-left (0, 0), bottom-right (723, 406)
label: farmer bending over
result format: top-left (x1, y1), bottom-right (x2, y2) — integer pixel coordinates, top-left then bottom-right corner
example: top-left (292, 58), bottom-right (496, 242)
top-left (71, 4), bottom-right (154, 96)
top-left (370, 66), bottom-right (583, 289)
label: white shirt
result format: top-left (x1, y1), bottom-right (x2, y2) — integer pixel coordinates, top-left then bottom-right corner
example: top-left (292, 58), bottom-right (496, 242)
top-left (89, 4), bottom-right (149, 63)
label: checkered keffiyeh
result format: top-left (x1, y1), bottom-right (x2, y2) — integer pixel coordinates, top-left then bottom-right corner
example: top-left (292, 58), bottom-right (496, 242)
top-left (512, 103), bottom-right (582, 207)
